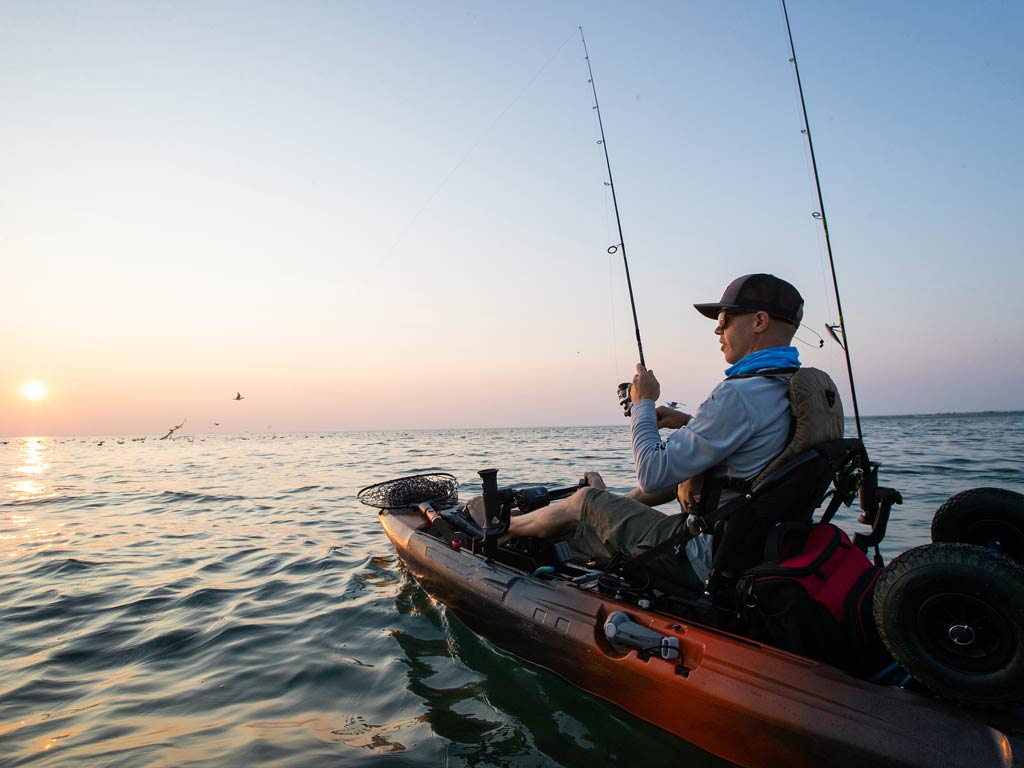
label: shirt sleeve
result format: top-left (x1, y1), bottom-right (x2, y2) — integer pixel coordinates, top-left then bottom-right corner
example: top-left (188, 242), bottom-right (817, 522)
top-left (630, 384), bottom-right (756, 493)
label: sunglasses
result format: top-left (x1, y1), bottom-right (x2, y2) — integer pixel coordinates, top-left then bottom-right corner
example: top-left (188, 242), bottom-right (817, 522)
top-left (716, 307), bottom-right (798, 332)
top-left (715, 308), bottom-right (754, 332)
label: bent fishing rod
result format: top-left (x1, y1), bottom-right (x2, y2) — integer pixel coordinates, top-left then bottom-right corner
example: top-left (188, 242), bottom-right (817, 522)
top-left (781, 0), bottom-right (864, 442)
top-left (580, 27), bottom-right (646, 369)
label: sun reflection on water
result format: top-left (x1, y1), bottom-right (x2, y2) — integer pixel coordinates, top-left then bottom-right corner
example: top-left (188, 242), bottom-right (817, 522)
top-left (2, 437), bottom-right (67, 557)
top-left (8, 437), bottom-right (54, 501)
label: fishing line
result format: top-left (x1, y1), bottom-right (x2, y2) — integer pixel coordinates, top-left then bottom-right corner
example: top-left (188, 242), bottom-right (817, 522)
top-left (605, 198), bottom-right (622, 379)
top-left (793, 324), bottom-right (825, 350)
top-left (384, 30), bottom-right (577, 257)
top-left (783, 44), bottom-right (837, 328)
top-left (780, 0), bottom-right (864, 441)
top-left (593, 112), bottom-right (622, 380)
top-left (579, 27), bottom-right (645, 368)
top-left (782, 46), bottom-right (836, 362)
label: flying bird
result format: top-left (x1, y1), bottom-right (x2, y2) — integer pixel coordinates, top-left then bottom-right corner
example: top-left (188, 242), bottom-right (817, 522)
top-left (233, 392), bottom-right (244, 401)
top-left (160, 418), bottom-right (187, 440)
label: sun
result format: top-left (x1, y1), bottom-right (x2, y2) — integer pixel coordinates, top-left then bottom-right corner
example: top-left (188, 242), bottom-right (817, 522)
top-left (21, 380), bottom-right (48, 401)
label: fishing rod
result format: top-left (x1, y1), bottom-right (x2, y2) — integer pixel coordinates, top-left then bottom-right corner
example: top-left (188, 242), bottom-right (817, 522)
top-left (579, 26), bottom-right (645, 369)
top-left (780, 0), bottom-right (864, 442)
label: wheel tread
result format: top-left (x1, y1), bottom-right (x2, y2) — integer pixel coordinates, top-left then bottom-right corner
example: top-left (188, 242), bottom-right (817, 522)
top-left (931, 487), bottom-right (1024, 563)
top-left (874, 542), bottom-right (1024, 708)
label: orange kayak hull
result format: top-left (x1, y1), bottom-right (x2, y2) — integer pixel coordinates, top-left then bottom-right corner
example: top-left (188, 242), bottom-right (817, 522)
top-left (380, 509), bottom-right (1022, 768)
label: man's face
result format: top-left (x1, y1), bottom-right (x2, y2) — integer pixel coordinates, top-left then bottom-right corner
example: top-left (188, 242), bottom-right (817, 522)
top-left (715, 309), bottom-right (762, 364)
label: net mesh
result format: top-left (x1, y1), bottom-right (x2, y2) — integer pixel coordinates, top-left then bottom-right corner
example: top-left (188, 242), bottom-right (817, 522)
top-left (357, 472), bottom-right (459, 510)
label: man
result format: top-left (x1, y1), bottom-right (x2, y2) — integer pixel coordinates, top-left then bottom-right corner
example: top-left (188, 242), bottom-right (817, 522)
top-left (505, 273), bottom-right (804, 591)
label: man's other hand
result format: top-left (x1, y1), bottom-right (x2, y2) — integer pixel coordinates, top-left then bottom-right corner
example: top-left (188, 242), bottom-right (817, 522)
top-left (655, 406), bottom-right (691, 430)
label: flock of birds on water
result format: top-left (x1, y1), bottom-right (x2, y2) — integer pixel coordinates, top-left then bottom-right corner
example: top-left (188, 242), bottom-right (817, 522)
top-left (2, 390), bottom-right (390, 446)
top-left (2, 434), bottom-right (341, 447)
top-left (1, 392), bottom-right (253, 446)
top-left (155, 392), bottom-right (246, 441)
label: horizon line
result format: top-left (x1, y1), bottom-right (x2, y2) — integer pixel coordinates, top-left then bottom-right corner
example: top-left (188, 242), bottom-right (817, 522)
top-left (3, 409), bottom-right (1022, 440)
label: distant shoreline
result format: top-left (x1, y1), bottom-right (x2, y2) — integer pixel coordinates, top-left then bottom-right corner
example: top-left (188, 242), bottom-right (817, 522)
top-left (3, 410), bottom-right (1023, 440)
top-left (863, 410), bottom-right (1024, 419)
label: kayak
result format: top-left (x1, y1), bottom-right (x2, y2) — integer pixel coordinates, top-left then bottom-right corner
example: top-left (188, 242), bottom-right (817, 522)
top-left (377, 504), bottom-right (1023, 768)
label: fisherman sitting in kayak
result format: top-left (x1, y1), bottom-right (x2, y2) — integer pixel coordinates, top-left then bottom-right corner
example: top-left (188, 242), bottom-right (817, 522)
top-left (505, 273), bottom-right (806, 593)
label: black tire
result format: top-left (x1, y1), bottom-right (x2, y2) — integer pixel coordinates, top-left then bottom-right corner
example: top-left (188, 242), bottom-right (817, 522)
top-left (931, 487), bottom-right (1024, 564)
top-left (873, 542), bottom-right (1024, 708)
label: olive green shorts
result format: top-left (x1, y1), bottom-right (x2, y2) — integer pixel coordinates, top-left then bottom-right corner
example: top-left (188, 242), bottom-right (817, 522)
top-left (572, 489), bottom-right (703, 592)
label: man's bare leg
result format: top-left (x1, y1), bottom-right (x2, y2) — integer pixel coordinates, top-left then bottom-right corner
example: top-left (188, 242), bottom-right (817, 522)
top-left (506, 490), bottom-right (589, 539)
top-left (505, 471), bottom-right (605, 540)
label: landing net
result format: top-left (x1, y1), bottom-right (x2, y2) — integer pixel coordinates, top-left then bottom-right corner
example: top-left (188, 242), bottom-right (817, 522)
top-left (357, 472), bottom-right (459, 510)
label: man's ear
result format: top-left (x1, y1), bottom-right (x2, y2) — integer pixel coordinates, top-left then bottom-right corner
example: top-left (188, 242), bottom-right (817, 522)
top-left (753, 311), bottom-right (771, 333)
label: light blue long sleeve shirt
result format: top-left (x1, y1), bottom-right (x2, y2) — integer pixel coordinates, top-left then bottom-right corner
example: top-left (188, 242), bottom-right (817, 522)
top-left (630, 375), bottom-right (791, 493)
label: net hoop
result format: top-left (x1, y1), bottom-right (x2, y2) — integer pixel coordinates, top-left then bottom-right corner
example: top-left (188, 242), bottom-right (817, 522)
top-left (356, 472), bottom-right (459, 510)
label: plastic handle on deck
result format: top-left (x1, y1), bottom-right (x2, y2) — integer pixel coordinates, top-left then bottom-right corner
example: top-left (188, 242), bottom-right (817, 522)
top-left (604, 611), bottom-right (680, 661)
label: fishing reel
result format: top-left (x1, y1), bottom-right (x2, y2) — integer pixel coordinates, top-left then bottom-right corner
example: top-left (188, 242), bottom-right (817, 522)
top-left (617, 381), bottom-right (632, 417)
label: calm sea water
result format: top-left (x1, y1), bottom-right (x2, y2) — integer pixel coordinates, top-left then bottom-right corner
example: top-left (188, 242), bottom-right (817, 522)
top-left (2, 414), bottom-right (1022, 767)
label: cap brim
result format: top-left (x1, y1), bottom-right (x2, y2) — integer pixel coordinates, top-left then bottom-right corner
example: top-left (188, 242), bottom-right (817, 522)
top-left (694, 302), bottom-right (740, 319)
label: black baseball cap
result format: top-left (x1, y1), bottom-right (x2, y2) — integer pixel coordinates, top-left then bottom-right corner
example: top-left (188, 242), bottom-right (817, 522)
top-left (693, 273), bottom-right (804, 325)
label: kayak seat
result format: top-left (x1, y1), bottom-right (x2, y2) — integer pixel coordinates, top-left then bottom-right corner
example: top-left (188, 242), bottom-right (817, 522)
top-left (614, 438), bottom-right (871, 606)
top-left (679, 366), bottom-right (853, 604)
top-left (702, 437), bottom-right (871, 606)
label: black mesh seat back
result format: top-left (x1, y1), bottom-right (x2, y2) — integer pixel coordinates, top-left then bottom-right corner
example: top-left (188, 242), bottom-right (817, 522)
top-left (711, 439), bottom-right (863, 578)
top-left (712, 455), bottom-right (830, 577)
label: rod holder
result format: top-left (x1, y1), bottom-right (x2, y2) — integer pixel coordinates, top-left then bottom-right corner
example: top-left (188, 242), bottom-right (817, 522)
top-left (478, 469), bottom-right (500, 560)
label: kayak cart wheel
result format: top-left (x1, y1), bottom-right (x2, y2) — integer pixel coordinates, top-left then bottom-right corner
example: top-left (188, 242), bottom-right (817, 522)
top-left (931, 487), bottom-right (1024, 564)
top-left (873, 542), bottom-right (1024, 708)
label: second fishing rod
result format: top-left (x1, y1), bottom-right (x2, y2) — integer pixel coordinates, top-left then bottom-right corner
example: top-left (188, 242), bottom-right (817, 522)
top-left (583, 17), bottom-right (860, 432)
top-left (781, 0), bottom-right (863, 442)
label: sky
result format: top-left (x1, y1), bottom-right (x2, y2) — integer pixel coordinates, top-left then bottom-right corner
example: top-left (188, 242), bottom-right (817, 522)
top-left (2, 1), bottom-right (1022, 436)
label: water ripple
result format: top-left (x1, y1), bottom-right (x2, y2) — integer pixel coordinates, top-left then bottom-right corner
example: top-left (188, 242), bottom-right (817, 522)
top-left (0, 418), bottom-right (1021, 766)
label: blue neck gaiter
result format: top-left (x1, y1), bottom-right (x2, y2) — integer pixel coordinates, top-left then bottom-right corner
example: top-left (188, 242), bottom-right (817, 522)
top-left (725, 346), bottom-right (801, 377)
